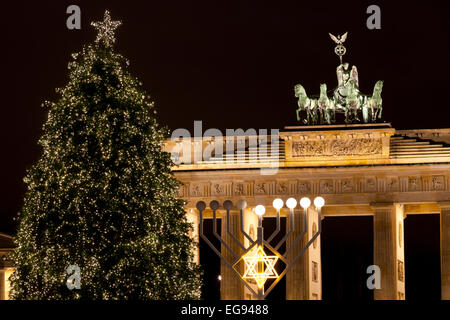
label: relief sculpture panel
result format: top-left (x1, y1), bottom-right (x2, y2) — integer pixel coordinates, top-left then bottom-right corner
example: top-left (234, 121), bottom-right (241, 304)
top-left (292, 138), bottom-right (382, 157)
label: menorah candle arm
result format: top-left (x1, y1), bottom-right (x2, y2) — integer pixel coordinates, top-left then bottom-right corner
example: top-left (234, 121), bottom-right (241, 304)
top-left (257, 226), bottom-right (264, 246)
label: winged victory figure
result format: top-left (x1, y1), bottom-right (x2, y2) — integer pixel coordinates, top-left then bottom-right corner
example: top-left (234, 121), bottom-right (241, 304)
top-left (329, 32), bottom-right (348, 64)
top-left (328, 32), bottom-right (348, 45)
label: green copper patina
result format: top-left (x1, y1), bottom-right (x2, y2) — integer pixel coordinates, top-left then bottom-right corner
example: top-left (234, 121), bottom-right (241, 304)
top-left (294, 32), bottom-right (384, 124)
top-left (295, 84), bottom-right (317, 124)
top-left (345, 81), bottom-right (360, 123)
top-left (369, 80), bottom-right (384, 120)
top-left (318, 83), bottom-right (334, 125)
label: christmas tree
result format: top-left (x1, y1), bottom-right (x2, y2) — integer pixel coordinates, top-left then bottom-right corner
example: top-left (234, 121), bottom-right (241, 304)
top-left (10, 11), bottom-right (201, 299)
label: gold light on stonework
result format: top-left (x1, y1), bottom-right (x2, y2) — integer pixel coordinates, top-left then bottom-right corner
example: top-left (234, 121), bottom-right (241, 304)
top-left (242, 245), bottom-right (279, 289)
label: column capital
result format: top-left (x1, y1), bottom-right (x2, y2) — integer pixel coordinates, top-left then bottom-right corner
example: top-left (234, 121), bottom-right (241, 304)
top-left (437, 201), bottom-right (450, 209)
top-left (370, 203), bottom-right (404, 214)
top-left (370, 202), bottom-right (394, 210)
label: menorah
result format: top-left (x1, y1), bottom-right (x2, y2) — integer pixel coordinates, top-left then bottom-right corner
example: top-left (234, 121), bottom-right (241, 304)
top-left (196, 196), bottom-right (325, 300)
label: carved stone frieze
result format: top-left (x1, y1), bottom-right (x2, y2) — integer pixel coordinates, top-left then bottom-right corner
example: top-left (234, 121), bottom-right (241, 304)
top-left (211, 183), bottom-right (226, 196)
top-left (298, 181), bottom-right (312, 194)
top-left (190, 184), bottom-right (203, 197)
top-left (254, 182), bottom-right (269, 195)
top-left (431, 175), bottom-right (445, 191)
top-left (179, 173), bottom-right (447, 200)
top-left (292, 138), bottom-right (382, 157)
top-left (233, 182), bottom-right (247, 196)
top-left (408, 176), bottom-right (422, 192)
top-left (341, 179), bottom-right (355, 193)
top-left (276, 181), bottom-right (288, 194)
top-left (387, 177), bottom-right (399, 192)
top-left (320, 179), bottom-right (334, 194)
top-left (365, 177), bottom-right (377, 192)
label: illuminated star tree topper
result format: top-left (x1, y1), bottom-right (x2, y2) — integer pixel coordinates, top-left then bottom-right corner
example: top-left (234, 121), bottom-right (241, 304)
top-left (91, 10), bottom-right (122, 47)
top-left (10, 9), bottom-right (201, 300)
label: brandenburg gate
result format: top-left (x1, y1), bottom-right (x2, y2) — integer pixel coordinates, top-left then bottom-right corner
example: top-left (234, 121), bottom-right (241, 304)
top-left (165, 124), bottom-right (450, 300)
top-left (163, 32), bottom-right (450, 300)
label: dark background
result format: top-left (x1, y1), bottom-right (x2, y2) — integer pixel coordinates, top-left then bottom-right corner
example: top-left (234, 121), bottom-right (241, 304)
top-left (0, 0), bottom-right (447, 299)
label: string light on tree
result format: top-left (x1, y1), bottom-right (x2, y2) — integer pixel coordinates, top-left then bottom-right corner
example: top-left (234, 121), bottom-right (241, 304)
top-left (10, 10), bottom-right (201, 300)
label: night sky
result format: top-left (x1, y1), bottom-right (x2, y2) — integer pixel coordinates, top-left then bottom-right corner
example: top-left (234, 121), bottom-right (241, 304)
top-left (2, 0), bottom-right (450, 232)
top-left (1, 0), bottom-right (449, 298)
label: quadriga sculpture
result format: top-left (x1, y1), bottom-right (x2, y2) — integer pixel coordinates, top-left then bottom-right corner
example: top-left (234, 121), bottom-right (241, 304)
top-left (294, 75), bottom-right (384, 125)
top-left (295, 84), bottom-right (317, 125)
top-left (294, 32), bottom-right (384, 125)
top-left (345, 81), bottom-right (360, 123)
top-left (367, 80), bottom-right (384, 121)
top-left (317, 83), bottom-right (334, 125)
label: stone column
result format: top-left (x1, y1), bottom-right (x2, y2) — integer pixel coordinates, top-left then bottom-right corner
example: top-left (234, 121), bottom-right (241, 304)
top-left (286, 207), bottom-right (322, 300)
top-left (438, 201), bottom-right (450, 300)
top-left (220, 210), bottom-right (244, 300)
top-left (307, 206), bottom-right (322, 300)
top-left (186, 209), bottom-right (200, 264)
top-left (242, 208), bottom-right (259, 300)
top-left (371, 203), bottom-right (405, 300)
top-left (3, 268), bottom-right (13, 300)
top-left (0, 269), bottom-right (5, 300)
